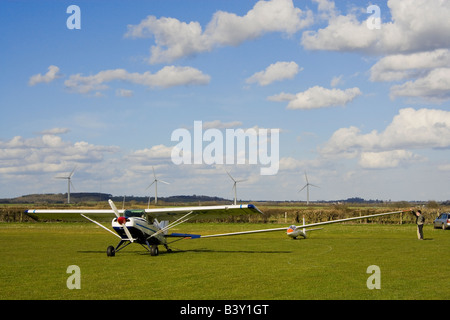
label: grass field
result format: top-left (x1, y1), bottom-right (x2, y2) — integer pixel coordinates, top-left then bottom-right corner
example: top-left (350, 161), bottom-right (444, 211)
top-left (0, 222), bottom-right (449, 300)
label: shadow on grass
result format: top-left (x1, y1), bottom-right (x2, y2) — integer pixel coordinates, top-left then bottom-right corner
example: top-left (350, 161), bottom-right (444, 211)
top-left (77, 248), bottom-right (292, 256)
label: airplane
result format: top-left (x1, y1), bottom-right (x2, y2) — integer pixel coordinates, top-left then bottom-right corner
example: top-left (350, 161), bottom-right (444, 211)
top-left (25, 200), bottom-right (408, 257)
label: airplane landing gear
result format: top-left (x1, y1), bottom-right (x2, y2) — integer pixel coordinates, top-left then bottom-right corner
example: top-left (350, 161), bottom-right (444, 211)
top-left (107, 245), bottom-right (115, 257)
top-left (150, 245), bottom-right (159, 256)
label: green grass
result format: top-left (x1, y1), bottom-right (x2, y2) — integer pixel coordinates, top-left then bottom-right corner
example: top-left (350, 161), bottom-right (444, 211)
top-left (0, 222), bottom-right (449, 300)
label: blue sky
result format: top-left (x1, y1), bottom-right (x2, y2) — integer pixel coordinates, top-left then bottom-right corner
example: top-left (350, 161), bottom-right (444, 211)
top-left (1, 0), bottom-right (450, 202)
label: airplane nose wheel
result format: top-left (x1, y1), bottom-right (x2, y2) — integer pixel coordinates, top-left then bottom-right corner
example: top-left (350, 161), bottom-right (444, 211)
top-left (107, 245), bottom-right (115, 257)
top-left (150, 245), bottom-right (159, 256)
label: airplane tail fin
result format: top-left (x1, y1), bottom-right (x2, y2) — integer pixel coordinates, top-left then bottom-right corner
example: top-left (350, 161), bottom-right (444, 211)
top-left (159, 220), bottom-right (169, 235)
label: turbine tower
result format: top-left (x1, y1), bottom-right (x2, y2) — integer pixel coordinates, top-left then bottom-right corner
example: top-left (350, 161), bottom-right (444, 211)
top-left (298, 171), bottom-right (319, 205)
top-left (226, 171), bottom-right (246, 205)
top-left (146, 166), bottom-right (170, 206)
top-left (55, 166), bottom-right (76, 204)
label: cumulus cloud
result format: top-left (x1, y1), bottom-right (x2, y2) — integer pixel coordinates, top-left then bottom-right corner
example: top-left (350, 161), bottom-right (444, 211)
top-left (390, 68), bottom-right (450, 103)
top-left (370, 49), bottom-right (450, 82)
top-left (125, 0), bottom-right (313, 63)
top-left (302, 0), bottom-right (450, 55)
top-left (202, 120), bottom-right (243, 130)
top-left (129, 144), bottom-right (173, 161)
top-left (64, 66), bottom-right (210, 94)
top-left (358, 150), bottom-right (423, 169)
top-left (368, 49), bottom-right (450, 103)
top-left (28, 65), bottom-right (62, 86)
top-left (269, 86), bottom-right (361, 110)
top-left (246, 61), bottom-right (301, 86)
top-left (302, 13), bottom-right (376, 52)
top-left (116, 89), bottom-right (134, 97)
top-left (302, 1), bottom-right (450, 104)
top-left (0, 134), bottom-right (119, 175)
top-left (320, 108), bottom-right (450, 168)
top-left (37, 128), bottom-right (71, 135)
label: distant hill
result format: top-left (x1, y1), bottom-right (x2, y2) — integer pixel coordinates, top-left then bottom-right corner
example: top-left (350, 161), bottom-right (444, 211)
top-left (0, 192), bottom-right (443, 206)
top-left (0, 193), bottom-right (231, 204)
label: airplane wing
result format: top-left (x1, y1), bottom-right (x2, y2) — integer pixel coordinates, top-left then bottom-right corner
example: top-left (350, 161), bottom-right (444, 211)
top-left (191, 210), bottom-right (408, 238)
top-left (25, 203), bottom-right (263, 217)
top-left (25, 209), bottom-right (123, 214)
top-left (144, 204), bottom-right (262, 219)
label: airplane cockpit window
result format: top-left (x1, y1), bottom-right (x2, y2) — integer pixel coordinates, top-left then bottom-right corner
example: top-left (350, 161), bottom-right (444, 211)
top-left (124, 210), bottom-right (146, 218)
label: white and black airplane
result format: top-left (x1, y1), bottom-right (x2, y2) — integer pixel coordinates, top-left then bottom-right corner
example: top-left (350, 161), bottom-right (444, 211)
top-left (26, 200), bottom-right (406, 257)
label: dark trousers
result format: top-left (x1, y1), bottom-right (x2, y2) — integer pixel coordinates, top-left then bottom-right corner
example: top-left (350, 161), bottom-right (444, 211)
top-left (417, 224), bottom-right (424, 240)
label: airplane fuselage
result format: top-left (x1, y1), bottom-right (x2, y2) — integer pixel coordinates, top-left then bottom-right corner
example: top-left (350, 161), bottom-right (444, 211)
top-left (286, 226), bottom-right (307, 239)
top-left (112, 217), bottom-right (166, 246)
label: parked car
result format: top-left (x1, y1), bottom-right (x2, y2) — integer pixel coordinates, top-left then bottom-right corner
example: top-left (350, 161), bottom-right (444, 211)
top-left (433, 213), bottom-right (450, 230)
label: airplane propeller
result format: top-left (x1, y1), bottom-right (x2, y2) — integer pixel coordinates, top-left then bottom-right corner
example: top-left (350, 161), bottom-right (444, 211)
top-left (108, 199), bottom-right (134, 242)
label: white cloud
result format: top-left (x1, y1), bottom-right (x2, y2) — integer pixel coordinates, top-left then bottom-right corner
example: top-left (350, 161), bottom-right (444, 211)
top-left (0, 134), bottom-right (119, 175)
top-left (302, 1), bottom-right (450, 104)
top-left (320, 108), bottom-right (450, 168)
top-left (369, 49), bottom-right (450, 103)
top-left (302, 0), bottom-right (450, 55)
top-left (267, 92), bottom-right (296, 102)
top-left (29, 65), bottom-right (62, 86)
top-left (116, 89), bottom-right (134, 97)
top-left (370, 49), bottom-right (450, 82)
top-left (302, 13), bottom-right (376, 52)
top-left (128, 144), bottom-right (173, 162)
top-left (202, 120), bottom-right (243, 130)
top-left (246, 61), bottom-right (301, 86)
top-left (37, 128), bottom-right (71, 135)
top-left (312, 0), bottom-right (336, 16)
top-left (358, 150), bottom-right (423, 169)
top-left (438, 164), bottom-right (450, 171)
top-left (64, 66), bottom-right (210, 94)
top-left (269, 86), bottom-right (361, 110)
top-left (390, 68), bottom-right (450, 103)
top-left (278, 157), bottom-right (306, 171)
top-left (330, 75), bottom-right (343, 87)
top-left (126, 0), bottom-right (313, 63)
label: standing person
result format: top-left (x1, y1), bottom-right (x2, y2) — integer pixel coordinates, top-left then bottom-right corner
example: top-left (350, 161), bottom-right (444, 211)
top-left (411, 210), bottom-right (425, 240)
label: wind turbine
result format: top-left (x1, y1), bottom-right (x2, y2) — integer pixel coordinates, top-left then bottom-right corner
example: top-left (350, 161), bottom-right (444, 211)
top-left (226, 171), bottom-right (246, 205)
top-left (55, 166), bottom-right (76, 204)
top-left (146, 166), bottom-right (170, 206)
top-left (298, 171), bottom-right (319, 205)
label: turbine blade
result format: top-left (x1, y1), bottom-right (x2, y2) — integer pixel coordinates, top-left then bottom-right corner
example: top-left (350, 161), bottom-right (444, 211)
top-left (145, 180), bottom-right (156, 190)
top-left (69, 166), bottom-right (77, 178)
top-left (226, 170), bottom-right (236, 182)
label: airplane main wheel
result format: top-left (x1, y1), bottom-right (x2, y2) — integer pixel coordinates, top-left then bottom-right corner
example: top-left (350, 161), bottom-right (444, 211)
top-left (107, 245), bottom-right (116, 257)
top-left (150, 245), bottom-right (159, 256)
